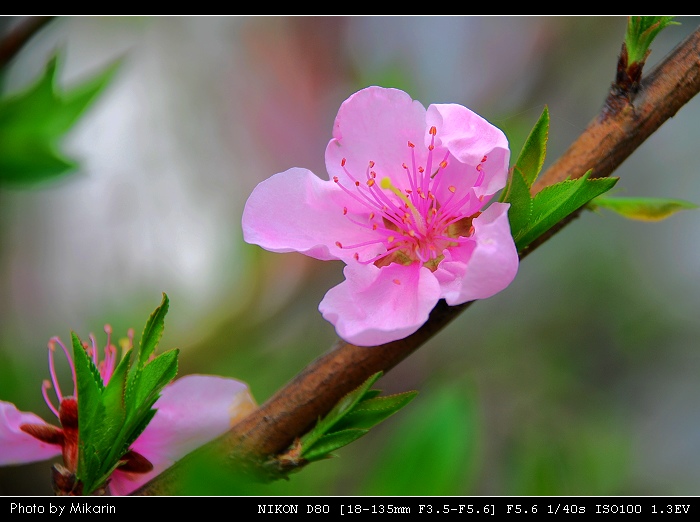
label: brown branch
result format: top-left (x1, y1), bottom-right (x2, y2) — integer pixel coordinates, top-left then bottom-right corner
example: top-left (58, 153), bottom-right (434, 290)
top-left (533, 27), bottom-right (700, 192)
top-left (0, 16), bottom-right (55, 70)
top-left (521, 26), bottom-right (700, 256)
top-left (132, 26), bottom-right (700, 495)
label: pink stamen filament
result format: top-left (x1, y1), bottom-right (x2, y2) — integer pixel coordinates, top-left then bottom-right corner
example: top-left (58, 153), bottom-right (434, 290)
top-left (429, 151), bottom-right (450, 199)
top-left (363, 174), bottom-right (411, 225)
top-left (100, 325), bottom-right (116, 384)
top-left (334, 175), bottom-right (384, 214)
top-left (421, 127), bottom-right (436, 212)
top-left (437, 191), bottom-right (474, 225)
top-left (335, 172), bottom-right (408, 232)
top-left (48, 337), bottom-right (74, 402)
top-left (42, 325), bottom-right (130, 420)
top-left (336, 126), bottom-right (483, 270)
top-left (42, 379), bottom-right (60, 418)
top-left (356, 242), bottom-right (412, 266)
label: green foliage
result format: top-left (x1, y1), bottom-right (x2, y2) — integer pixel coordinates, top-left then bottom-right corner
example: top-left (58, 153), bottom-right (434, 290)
top-left (0, 53), bottom-right (119, 187)
top-left (625, 16), bottom-right (679, 64)
top-left (589, 195), bottom-right (697, 221)
top-left (73, 293), bottom-right (178, 495)
top-left (508, 421), bottom-right (630, 495)
top-left (296, 372), bottom-right (417, 464)
top-left (511, 105), bottom-right (549, 188)
top-left (516, 171), bottom-right (618, 250)
top-left (358, 384), bottom-right (479, 495)
top-left (502, 107), bottom-right (618, 251)
top-left (503, 167), bottom-right (532, 237)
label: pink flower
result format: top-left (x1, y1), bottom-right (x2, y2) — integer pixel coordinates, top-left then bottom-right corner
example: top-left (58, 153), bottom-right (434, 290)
top-left (0, 327), bottom-right (256, 495)
top-left (242, 86), bottom-right (519, 345)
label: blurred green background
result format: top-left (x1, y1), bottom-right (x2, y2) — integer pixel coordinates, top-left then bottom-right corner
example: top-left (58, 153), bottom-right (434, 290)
top-left (1, 16), bottom-right (699, 495)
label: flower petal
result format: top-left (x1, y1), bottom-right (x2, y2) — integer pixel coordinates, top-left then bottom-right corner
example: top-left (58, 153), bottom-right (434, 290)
top-left (0, 401), bottom-right (61, 465)
top-left (426, 103), bottom-right (510, 196)
top-left (107, 375), bottom-right (256, 496)
top-left (325, 86), bottom-right (428, 189)
top-left (319, 262), bottom-right (441, 346)
top-left (242, 167), bottom-right (377, 262)
top-left (435, 202), bottom-right (519, 304)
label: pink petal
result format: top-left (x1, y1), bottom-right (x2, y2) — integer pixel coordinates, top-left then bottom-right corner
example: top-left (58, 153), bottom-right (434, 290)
top-left (319, 262), bottom-right (441, 346)
top-left (434, 202), bottom-right (518, 304)
top-left (242, 167), bottom-right (378, 262)
top-left (426, 103), bottom-right (510, 196)
top-left (0, 401), bottom-right (61, 465)
top-left (325, 86), bottom-right (429, 189)
top-left (107, 375), bottom-right (256, 496)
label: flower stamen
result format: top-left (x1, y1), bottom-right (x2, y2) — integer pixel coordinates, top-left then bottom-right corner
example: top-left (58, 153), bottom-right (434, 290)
top-left (42, 379), bottom-right (60, 418)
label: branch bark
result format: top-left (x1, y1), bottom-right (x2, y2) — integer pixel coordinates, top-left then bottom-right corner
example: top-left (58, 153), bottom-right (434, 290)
top-left (132, 25), bottom-right (700, 495)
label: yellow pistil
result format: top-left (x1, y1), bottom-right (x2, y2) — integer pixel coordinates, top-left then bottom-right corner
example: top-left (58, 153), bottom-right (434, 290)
top-left (380, 177), bottom-right (425, 232)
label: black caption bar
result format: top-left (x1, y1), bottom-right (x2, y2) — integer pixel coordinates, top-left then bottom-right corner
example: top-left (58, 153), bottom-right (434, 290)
top-left (4, 496), bottom-right (697, 517)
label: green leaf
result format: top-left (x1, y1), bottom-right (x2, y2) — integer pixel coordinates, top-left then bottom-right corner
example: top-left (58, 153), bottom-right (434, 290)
top-left (505, 166), bottom-right (533, 243)
top-left (136, 292), bottom-right (169, 368)
top-left (0, 53), bottom-right (120, 186)
top-left (71, 294), bottom-right (179, 495)
top-left (514, 106), bottom-right (549, 187)
top-left (516, 171), bottom-right (618, 251)
top-left (71, 332), bottom-right (104, 430)
top-left (72, 332), bottom-right (106, 491)
top-left (299, 372), bottom-right (383, 451)
top-left (625, 16), bottom-right (679, 64)
top-left (121, 408), bottom-right (157, 453)
top-left (303, 429), bottom-right (369, 462)
top-left (79, 446), bottom-right (102, 495)
top-left (102, 351), bottom-right (130, 416)
top-left (332, 391), bottom-right (418, 432)
top-left (293, 373), bottom-right (418, 465)
top-left (360, 389), bottom-right (382, 401)
top-left (133, 349), bottom-right (179, 412)
top-left (97, 351), bottom-right (131, 465)
top-left (125, 292), bottom-right (169, 412)
top-left (589, 195), bottom-right (698, 221)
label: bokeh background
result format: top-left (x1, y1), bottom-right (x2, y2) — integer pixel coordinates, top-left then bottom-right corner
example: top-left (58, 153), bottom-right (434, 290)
top-left (1, 16), bottom-right (699, 495)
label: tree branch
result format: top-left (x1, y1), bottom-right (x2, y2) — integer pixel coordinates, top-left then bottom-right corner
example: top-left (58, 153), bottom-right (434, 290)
top-left (132, 25), bottom-right (700, 495)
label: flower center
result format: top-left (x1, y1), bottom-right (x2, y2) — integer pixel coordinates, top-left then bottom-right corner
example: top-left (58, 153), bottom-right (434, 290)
top-left (333, 126), bottom-right (487, 272)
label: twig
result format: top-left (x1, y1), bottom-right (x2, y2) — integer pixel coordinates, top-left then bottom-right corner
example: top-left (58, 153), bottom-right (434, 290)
top-left (132, 25), bottom-right (700, 495)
